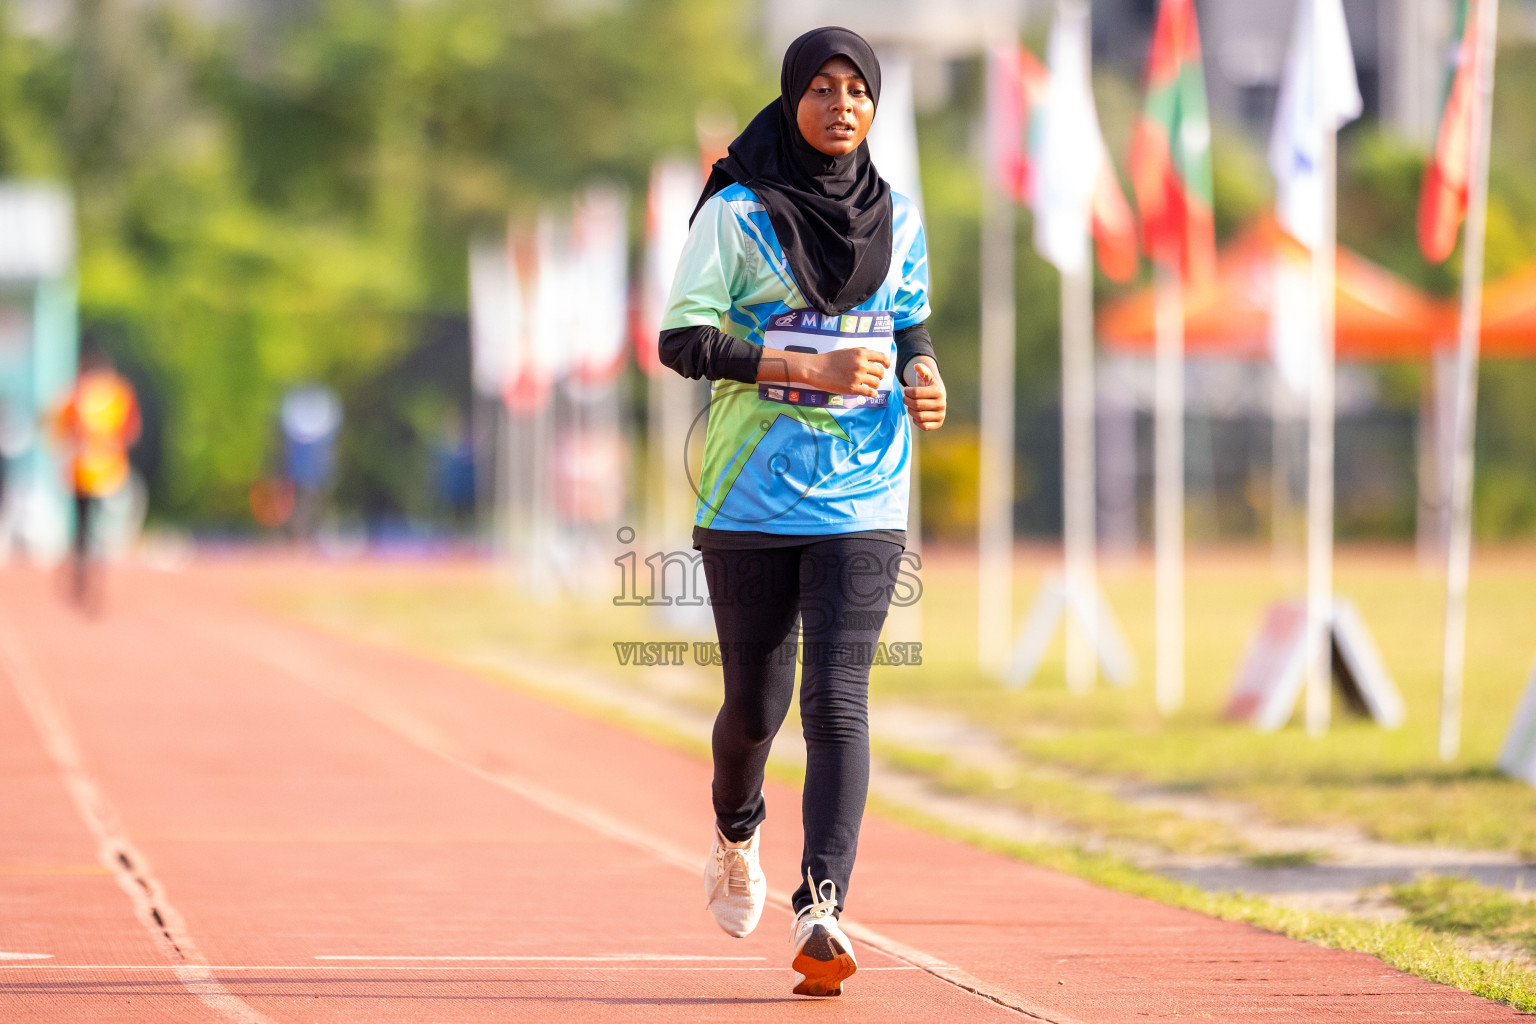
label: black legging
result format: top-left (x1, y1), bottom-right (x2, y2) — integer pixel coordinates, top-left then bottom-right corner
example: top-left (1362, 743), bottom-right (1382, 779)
top-left (72, 492), bottom-right (97, 606)
top-left (702, 536), bottom-right (902, 916)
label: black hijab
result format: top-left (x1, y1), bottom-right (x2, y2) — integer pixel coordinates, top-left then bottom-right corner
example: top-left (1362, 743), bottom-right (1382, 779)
top-left (692, 26), bottom-right (894, 317)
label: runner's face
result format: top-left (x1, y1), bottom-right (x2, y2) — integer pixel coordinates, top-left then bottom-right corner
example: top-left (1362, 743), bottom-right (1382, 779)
top-left (795, 56), bottom-right (874, 157)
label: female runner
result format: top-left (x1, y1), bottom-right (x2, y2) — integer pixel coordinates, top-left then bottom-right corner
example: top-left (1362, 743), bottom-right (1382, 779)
top-left (658, 25), bottom-right (945, 997)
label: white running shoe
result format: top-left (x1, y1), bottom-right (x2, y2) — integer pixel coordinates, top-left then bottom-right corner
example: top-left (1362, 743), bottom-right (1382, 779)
top-left (704, 824), bottom-right (766, 937)
top-left (790, 871), bottom-right (857, 997)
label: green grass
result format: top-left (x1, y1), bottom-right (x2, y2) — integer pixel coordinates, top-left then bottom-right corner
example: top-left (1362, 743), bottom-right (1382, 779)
top-left (1393, 875), bottom-right (1536, 956)
top-left (876, 742), bottom-right (1250, 855)
top-left (870, 547), bottom-right (1536, 855)
top-left (1244, 850), bottom-right (1323, 868)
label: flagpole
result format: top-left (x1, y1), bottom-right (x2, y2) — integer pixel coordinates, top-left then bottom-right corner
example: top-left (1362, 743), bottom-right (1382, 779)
top-left (1057, 0), bottom-right (1098, 695)
top-left (1062, 259), bottom-right (1097, 694)
top-left (1303, 46), bottom-right (1342, 740)
top-left (867, 48), bottom-right (926, 649)
top-left (1154, 255), bottom-right (1184, 715)
top-left (1440, 0), bottom-right (1501, 763)
top-left (1270, 360), bottom-right (1293, 567)
top-left (1304, 120), bottom-right (1337, 739)
top-left (978, 169), bottom-right (1016, 674)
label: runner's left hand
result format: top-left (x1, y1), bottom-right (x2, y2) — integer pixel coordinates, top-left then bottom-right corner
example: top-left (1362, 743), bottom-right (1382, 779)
top-left (902, 358), bottom-right (946, 431)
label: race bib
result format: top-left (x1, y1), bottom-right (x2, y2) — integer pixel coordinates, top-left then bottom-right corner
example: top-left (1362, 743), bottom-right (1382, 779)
top-left (758, 309), bottom-right (895, 409)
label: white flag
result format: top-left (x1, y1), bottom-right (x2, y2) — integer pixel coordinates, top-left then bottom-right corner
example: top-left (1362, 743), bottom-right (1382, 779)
top-left (570, 184), bottom-right (629, 385)
top-left (527, 210), bottom-right (573, 398)
top-left (639, 159), bottom-right (701, 376)
top-left (865, 51), bottom-right (923, 212)
top-left (469, 240), bottom-right (522, 399)
top-left (1032, 2), bottom-right (1102, 273)
top-left (1268, 0), bottom-right (1362, 250)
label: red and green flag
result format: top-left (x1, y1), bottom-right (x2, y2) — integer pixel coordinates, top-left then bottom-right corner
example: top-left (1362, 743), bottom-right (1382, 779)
top-left (1418, 0), bottom-right (1480, 263)
top-left (989, 42), bottom-right (1138, 282)
top-left (1130, 0), bottom-right (1215, 283)
top-left (1090, 150), bottom-right (1140, 283)
top-left (986, 45), bottom-right (1050, 204)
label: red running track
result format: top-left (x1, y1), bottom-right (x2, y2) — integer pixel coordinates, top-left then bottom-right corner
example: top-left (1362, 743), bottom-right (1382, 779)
top-left (0, 560), bottom-right (1522, 1022)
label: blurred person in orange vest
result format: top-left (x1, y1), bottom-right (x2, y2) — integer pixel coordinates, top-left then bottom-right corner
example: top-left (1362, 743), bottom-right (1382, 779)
top-left (52, 348), bottom-right (141, 610)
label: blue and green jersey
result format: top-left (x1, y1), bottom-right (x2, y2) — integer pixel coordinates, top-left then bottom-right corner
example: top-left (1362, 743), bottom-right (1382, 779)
top-left (661, 183), bottom-right (930, 535)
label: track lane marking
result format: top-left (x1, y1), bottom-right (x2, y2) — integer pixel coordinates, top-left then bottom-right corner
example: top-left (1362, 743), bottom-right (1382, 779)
top-left (191, 608), bottom-right (1084, 1023)
top-left (0, 618), bottom-right (280, 1024)
top-left (315, 954), bottom-right (763, 961)
top-left (0, 964), bottom-right (920, 972)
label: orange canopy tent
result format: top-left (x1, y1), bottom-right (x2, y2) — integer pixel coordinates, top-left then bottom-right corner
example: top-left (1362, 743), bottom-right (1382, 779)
top-left (1098, 221), bottom-right (1447, 361)
top-left (1477, 262), bottom-right (1536, 357)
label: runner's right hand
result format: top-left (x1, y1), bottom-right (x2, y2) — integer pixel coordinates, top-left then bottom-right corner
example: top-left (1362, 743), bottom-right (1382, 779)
top-left (808, 348), bottom-right (890, 397)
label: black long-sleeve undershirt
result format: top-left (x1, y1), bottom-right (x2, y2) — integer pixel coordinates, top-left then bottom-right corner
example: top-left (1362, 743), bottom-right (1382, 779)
top-left (657, 324), bottom-right (762, 383)
top-left (657, 322), bottom-right (937, 386)
top-left (893, 323), bottom-right (936, 384)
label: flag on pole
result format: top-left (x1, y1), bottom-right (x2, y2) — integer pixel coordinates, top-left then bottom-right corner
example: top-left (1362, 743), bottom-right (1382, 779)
top-left (636, 160), bottom-right (701, 377)
top-left (1269, 0), bottom-right (1363, 252)
top-left (1268, 0), bottom-right (1361, 394)
top-left (1419, 0), bottom-right (1481, 264)
top-left (995, 23), bottom-right (1136, 282)
top-left (469, 238), bottom-right (523, 400)
top-left (1033, 4), bottom-right (1102, 275)
top-left (1091, 145), bottom-right (1140, 283)
top-left (570, 184), bottom-right (629, 386)
top-left (1435, 0), bottom-right (1500, 762)
top-left (506, 211), bottom-right (570, 416)
top-left (1130, 0), bottom-right (1215, 282)
top-left (1043, 5), bottom-right (1139, 283)
top-left (986, 44), bottom-right (1049, 205)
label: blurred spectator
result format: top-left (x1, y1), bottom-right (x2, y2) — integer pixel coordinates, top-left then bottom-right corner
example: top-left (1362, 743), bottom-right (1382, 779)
top-left (280, 385), bottom-right (343, 541)
top-left (51, 349), bottom-right (141, 610)
top-left (433, 410), bottom-right (476, 529)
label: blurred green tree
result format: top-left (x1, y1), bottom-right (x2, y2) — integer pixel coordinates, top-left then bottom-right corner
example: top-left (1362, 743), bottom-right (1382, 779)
top-left (0, 0), bottom-right (763, 525)
top-left (3, 0), bottom-right (1535, 539)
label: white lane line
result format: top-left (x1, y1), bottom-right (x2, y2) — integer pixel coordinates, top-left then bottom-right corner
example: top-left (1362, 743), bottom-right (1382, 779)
top-left (0, 964), bottom-right (920, 973)
top-left (315, 954), bottom-right (763, 961)
top-left (201, 613), bottom-right (1083, 1024)
top-left (0, 621), bottom-right (280, 1024)
top-left (0, 953), bottom-right (52, 960)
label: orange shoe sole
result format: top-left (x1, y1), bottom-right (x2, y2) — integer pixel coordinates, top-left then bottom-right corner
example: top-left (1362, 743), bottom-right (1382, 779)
top-left (791, 929), bottom-right (857, 997)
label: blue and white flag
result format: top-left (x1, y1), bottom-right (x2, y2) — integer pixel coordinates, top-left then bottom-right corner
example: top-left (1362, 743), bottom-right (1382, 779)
top-left (1268, 0), bottom-right (1362, 250)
